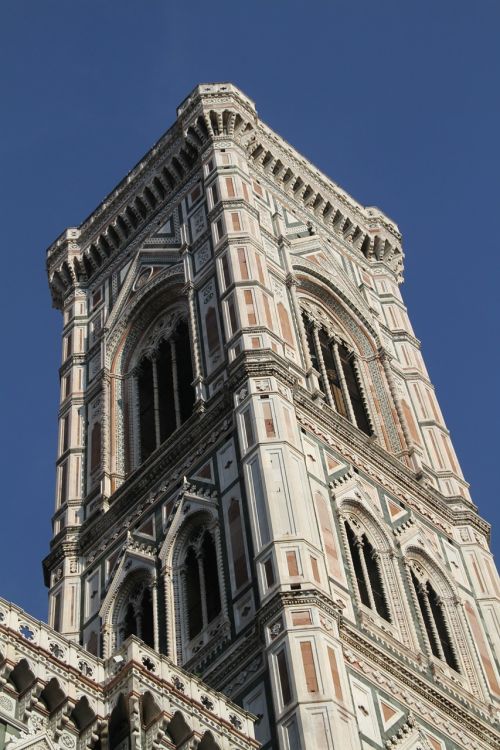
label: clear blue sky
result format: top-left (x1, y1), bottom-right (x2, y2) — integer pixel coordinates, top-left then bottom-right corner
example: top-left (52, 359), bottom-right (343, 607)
top-left (0, 1), bottom-right (498, 621)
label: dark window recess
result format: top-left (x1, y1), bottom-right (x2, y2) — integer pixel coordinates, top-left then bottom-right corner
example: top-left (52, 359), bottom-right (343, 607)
top-left (264, 558), bottom-right (275, 587)
top-left (175, 322), bottom-right (195, 422)
top-left (411, 571), bottom-right (459, 671)
top-left (412, 571), bottom-right (441, 658)
top-left (221, 254), bottom-right (232, 287)
top-left (186, 547), bottom-right (203, 639)
top-left (183, 530), bottom-right (222, 643)
top-left (123, 603), bottom-right (137, 640)
top-left (156, 340), bottom-right (176, 443)
top-left (338, 344), bottom-right (371, 435)
top-left (137, 320), bottom-right (195, 464)
top-left (138, 357), bottom-right (155, 463)
top-left (140, 588), bottom-right (154, 649)
top-left (202, 532), bottom-right (221, 623)
top-left (109, 695), bottom-right (130, 750)
top-left (121, 585), bottom-right (154, 649)
top-left (303, 314), bottom-right (372, 436)
top-left (60, 461), bottom-right (68, 505)
top-left (277, 649), bottom-right (292, 705)
top-left (62, 415), bottom-right (69, 453)
top-left (362, 535), bottom-right (391, 621)
top-left (53, 593), bottom-right (61, 632)
top-left (428, 584), bottom-right (459, 670)
top-left (345, 521), bottom-right (371, 608)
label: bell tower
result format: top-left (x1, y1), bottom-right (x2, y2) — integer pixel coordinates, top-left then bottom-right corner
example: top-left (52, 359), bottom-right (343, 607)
top-left (43, 83), bottom-right (500, 750)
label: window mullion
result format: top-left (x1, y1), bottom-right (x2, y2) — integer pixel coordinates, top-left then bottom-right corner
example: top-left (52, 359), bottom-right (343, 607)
top-left (151, 355), bottom-right (161, 449)
top-left (170, 339), bottom-right (182, 429)
top-left (332, 340), bottom-right (357, 425)
top-left (312, 324), bottom-right (336, 410)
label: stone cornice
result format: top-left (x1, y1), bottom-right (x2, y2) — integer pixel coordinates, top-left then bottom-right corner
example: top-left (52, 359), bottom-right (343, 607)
top-left (46, 82), bottom-right (405, 309)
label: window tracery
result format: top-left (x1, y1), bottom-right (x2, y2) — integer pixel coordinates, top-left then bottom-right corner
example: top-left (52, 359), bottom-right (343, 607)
top-left (301, 307), bottom-right (372, 435)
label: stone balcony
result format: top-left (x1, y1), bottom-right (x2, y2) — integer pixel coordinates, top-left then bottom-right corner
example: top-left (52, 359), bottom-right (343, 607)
top-left (0, 598), bottom-right (258, 750)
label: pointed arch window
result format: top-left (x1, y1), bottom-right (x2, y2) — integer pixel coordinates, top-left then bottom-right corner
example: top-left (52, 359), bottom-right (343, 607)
top-left (345, 520), bottom-right (391, 622)
top-left (136, 319), bottom-right (195, 464)
top-left (181, 528), bottom-right (222, 650)
top-left (117, 579), bottom-right (155, 649)
top-left (302, 312), bottom-right (372, 435)
top-left (410, 570), bottom-right (459, 671)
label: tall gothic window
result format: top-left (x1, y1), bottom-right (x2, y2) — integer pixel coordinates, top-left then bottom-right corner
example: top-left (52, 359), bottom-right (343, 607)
top-left (182, 529), bottom-right (222, 646)
top-left (410, 570), bottom-right (459, 671)
top-left (136, 319), bottom-right (195, 464)
top-left (117, 579), bottom-right (154, 649)
top-left (302, 313), bottom-right (371, 435)
top-left (345, 520), bottom-right (391, 622)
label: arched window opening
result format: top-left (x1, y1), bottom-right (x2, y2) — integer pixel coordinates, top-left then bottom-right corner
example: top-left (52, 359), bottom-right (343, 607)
top-left (302, 312), bottom-right (371, 435)
top-left (136, 318), bottom-right (195, 464)
top-left (345, 521), bottom-right (391, 622)
top-left (180, 527), bottom-right (222, 652)
top-left (117, 580), bottom-right (155, 649)
top-left (410, 570), bottom-right (459, 671)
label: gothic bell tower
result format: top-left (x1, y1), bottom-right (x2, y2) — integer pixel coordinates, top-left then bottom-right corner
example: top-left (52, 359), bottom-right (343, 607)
top-left (43, 83), bottom-right (500, 750)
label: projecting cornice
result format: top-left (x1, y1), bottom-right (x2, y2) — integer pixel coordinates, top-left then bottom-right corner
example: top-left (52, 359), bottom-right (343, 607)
top-left (46, 82), bottom-right (404, 308)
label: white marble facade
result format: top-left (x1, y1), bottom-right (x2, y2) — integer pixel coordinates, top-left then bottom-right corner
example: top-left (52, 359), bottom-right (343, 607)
top-left (2, 84), bottom-right (499, 750)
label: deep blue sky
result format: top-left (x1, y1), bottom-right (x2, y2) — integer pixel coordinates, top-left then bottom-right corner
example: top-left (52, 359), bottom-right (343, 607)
top-left (1, 1), bottom-right (498, 621)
